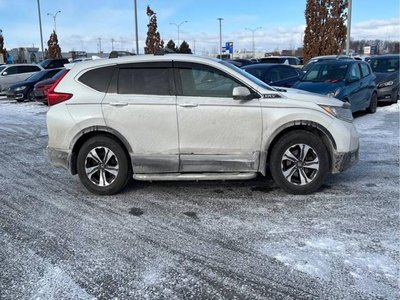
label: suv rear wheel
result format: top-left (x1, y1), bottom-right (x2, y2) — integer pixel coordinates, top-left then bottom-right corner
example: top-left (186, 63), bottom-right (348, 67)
top-left (270, 130), bottom-right (329, 194)
top-left (77, 136), bottom-right (131, 195)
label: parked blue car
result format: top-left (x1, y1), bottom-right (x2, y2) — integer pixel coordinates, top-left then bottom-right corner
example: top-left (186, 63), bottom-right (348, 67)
top-left (242, 64), bottom-right (304, 87)
top-left (293, 60), bottom-right (377, 113)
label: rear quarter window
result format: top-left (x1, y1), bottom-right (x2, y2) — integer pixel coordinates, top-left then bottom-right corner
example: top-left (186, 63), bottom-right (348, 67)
top-left (78, 66), bottom-right (116, 92)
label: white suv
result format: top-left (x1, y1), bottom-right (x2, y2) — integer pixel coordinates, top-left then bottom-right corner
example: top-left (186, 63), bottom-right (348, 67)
top-left (46, 54), bottom-right (359, 195)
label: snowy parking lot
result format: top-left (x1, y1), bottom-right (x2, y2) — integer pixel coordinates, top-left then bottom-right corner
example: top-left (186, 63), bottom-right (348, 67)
top-left (0, 97), bottom-right (399, 299)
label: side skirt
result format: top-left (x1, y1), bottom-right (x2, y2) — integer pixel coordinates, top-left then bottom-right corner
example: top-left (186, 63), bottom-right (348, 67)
top-left (133, 172), bottom-right (257, 181)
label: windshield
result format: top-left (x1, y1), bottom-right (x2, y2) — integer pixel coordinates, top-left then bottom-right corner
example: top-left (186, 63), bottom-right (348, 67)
top-left (220, 61), bottom-right (274, 91)
top-left (302, 62), bottom-right (350, 82)
top-left (369, 57), bottom-right (399, 73)
top-left (0, 66), bottom-right (6, 73)
top-left (53, 69), bottom-right (66, 79)
top-left (26, 70), bottom-right (48, 81)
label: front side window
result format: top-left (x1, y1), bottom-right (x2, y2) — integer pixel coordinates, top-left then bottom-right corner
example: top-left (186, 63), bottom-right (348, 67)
top-left (118, 68), bottom-right (171, 95)
top-left (179, 66), bottom-right (241, 98)
top-left (4, 66), bottom-right (18, 75)
top-left (349, 64), bottom-right (361, 80)
top-left (360, 63), bottom-right (371, 78)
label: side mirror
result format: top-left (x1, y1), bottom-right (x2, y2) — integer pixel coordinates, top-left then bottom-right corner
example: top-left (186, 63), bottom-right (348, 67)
top-left (346, 76), bottom-right (360, 84)
top-left (2, 71), bottom-right (8, 76)
top-left (233, 86), bottom-right (256, 100)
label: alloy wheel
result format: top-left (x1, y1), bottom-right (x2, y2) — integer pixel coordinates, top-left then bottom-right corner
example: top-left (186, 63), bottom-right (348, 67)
top-left (84, 147), bottom-right (119, 187)
top-left (281, 143), bottom-right (320, 185)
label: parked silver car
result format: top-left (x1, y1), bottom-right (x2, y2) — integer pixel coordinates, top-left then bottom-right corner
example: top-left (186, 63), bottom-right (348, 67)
top-left (46, 54), bottom-right (359, 195)
top-left (0, 64), bottom-right (43, 94)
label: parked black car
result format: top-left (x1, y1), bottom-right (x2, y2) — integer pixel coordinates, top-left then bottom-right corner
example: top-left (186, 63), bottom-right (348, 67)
top-left (369, 54), bottom-right (399, 102)
top-left (39, 58), bottom-right (69, 69)
top-left (242, 64), bottom-right (303, 87)
top-left (226, 59), bottom-right (254, 67)
top-left (6, 68), bottom-right (62, 102)
top-left (258, 56), bottom-right (301, 65)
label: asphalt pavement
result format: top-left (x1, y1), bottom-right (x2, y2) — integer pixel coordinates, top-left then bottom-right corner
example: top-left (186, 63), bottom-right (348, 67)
top-left (0, 98), bottom-right (399, 300)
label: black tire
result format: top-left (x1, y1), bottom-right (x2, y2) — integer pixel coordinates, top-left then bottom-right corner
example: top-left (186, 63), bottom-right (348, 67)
top-left (366, 92), bottom-right (377, 114)
top-left (77, 136), bottom-right (131, 195)
top-left (392, 87), bottom-right (399, 103)
top-left (27, 89), bottom-right (35, 102)
top-left (269, 130), bottom-right (330, 195)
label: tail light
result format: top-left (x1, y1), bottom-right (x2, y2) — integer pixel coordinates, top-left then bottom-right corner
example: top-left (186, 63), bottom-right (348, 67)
top-left (47, 70), bottom-right (72, 106)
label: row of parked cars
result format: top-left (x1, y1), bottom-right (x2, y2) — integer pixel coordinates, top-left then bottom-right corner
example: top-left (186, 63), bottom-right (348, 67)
top-left (1, 54), bottom-right (398, 112)
top-left (0, 58), bottom-right (69, 104)
top-left (228, 54), bottom-right (399, 113)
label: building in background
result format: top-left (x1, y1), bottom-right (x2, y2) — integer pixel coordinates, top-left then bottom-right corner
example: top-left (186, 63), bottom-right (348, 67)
top-left (9, 47), bottom-right (39, 64)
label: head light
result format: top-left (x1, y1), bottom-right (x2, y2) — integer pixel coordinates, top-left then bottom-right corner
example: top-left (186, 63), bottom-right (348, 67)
top-left (14, 86), bottom-right (27, 91)
top-left (378, 81), bottom-right (394, 88)
top-left (326, 89), bottom-right (341, 98)
top-left (320, 103), bottom-right (353, 123)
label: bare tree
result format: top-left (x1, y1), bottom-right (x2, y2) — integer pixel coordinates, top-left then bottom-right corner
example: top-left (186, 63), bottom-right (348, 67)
top-left (303, 0), bottom-right (348, 62)
top-left (145, 6), bottom-right (164, 54)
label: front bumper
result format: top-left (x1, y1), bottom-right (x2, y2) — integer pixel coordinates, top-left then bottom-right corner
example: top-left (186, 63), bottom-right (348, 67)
top-left (332, 147), bottom-right (359, 173)
top-left (377, 85), bottom-right (398, 101)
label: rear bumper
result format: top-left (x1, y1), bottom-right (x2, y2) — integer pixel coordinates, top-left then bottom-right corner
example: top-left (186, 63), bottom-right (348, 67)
top-left (48, 147), bottom-right (70, 170)
top-left (332, 147), bottom-right (359, 173)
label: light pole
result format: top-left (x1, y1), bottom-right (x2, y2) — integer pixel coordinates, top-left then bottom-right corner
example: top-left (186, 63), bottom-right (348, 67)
top-left (346, 0), bottom-right (352, 55)
top-left (217, 18), bottom-right (223, 59)
top-left (47, 10), bottom-right (61, 33)
top-left (245, 27), bottom-right (262, 58)
top-left (36, 0), bottom-right (45, 61)
top-left (169, 21), bottom-right (188, 47)
top-left (134, 0), bottom-right (139, 54)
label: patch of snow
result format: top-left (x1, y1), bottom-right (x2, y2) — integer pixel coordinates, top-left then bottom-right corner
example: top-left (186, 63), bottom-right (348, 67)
top-left (377, 100), bottom-right (400, 113)
top-left (32, 265), bottom-right (93, 299)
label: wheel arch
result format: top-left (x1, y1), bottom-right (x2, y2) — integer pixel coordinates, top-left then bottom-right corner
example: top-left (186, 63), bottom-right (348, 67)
top-left (259, 120), bottom-right (336, 175)
top-left (69, 126), bottom-right (133, 175)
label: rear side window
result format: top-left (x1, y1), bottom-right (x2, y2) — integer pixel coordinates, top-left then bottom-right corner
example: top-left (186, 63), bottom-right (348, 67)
top-left (276, 66), bottom-right (298, 79)
top-left (118, 68), bottom-right (171, 95)
top-left (19, 65), bottom-right (41, 73)
top-left (79, 66), bottom-right (115, 93)
top-left (360, 63), bottom-right (371, 78)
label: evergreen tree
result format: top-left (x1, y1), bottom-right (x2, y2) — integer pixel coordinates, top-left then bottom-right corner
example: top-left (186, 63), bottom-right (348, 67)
top-left (45, 31), bottom-right (62, 59)
top-left (0, 29), bottom-right (8, 63)
top-left (165, 40), bottom-right (177, 52)
top-left (178, 41), bottom-right (192, 54)
top-left (145, 6), bottom-right (164, 54)
top-left (303, 0), bottom-right (348, 62)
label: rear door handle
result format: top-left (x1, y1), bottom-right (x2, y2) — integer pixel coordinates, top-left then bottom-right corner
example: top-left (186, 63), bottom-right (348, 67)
top-left (109, 102), bottom-right (128, 107)
top-left (179, 103), bottom-right (198, 107)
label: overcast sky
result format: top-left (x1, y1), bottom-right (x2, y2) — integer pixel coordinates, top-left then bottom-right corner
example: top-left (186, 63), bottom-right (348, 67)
top-left (0, 0), bottom-right (399, 54)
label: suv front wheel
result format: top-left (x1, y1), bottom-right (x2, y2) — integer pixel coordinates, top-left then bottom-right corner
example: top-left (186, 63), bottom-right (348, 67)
top-left (77, 136), bottom-right (131, 195)
top-left (270, 130), bottom-right (329, 194)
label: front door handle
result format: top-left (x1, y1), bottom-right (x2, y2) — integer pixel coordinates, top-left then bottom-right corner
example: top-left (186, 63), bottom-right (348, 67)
top-left (179, 103), bottom-right (198, 107)
top-left (109, 102), bottom-right (128, 107)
